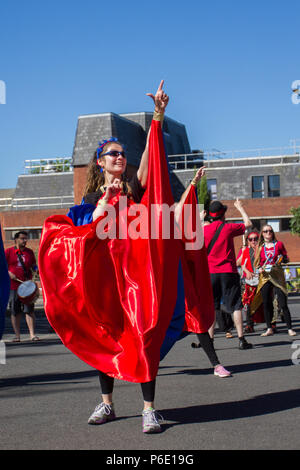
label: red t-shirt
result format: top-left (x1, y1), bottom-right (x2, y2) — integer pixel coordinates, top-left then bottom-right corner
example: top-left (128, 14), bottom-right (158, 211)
top-left (258, 241), bottom-right (288, 267)
top-left (5, 246), bottom-right (37, 290)
top-left (204, 220), bottom-right (245, 273)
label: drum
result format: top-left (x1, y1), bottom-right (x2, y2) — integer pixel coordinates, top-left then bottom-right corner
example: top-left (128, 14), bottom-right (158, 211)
top-left (17, 280), bottom-right (40, 305)
top-left (245, 274), bottom-right (259, 286)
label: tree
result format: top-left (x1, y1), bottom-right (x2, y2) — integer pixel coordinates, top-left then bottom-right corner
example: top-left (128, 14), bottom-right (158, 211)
top-left (290, 206), bottom-right (300, 236)
top-left (196, 174), bottom-right (211, 213)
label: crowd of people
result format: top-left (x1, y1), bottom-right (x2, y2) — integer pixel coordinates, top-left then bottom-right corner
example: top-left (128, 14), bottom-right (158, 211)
top-left (2, 81), bottom-right (297, 434)
top-left (202, 207), bottom-right (297, 341)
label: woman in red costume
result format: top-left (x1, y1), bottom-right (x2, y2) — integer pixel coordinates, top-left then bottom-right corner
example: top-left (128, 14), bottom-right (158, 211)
top-left (38, 81), bottom-right (221, 434)
top-left (240, 230), bottom-right (264, 333)
top-left (253, 225), bottom-right (296, 337)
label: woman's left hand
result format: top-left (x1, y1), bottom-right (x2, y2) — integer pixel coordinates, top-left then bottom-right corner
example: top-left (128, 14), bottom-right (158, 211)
top-left (146, 80), bottom-right (169, 113)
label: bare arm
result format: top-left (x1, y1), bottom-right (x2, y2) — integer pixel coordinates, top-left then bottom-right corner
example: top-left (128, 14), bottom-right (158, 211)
top-left (8, 271), bottom-right (17, 280)
top-left (92, 179), bottom-right (122, 221)
top-left (242, 264), bottom-right (254, 279)
top-left (236, 254), bottom-right (243, 267)
top-left (234, 198), bottom-right (252, 229)
top-left (137, 80), bottom-right (169, 187)
top-left (175, 167), bottom-right (205, 223)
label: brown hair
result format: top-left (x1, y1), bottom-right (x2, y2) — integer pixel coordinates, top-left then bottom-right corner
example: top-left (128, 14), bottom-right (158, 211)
top-left (254, 225), bottom-right (277, 268)
top-left (83, 141), bottom-right (129, 197)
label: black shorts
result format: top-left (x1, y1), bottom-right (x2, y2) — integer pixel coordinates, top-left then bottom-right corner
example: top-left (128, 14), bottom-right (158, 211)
top-left (210, 273), bottom-right (243, 313)
top-left (9, 290), bottom-right (34, 316)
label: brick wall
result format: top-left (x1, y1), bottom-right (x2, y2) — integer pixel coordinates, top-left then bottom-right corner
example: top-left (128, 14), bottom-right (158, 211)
top-left (74, 166), bottom-right (87, 205)
top-left (224, 196), bottom-right (300, 218)
top-left (0, 208), bottom-right (67, 251)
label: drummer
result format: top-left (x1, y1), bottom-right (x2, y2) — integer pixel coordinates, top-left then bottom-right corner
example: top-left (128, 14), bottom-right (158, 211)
top-left (240, 230), bottom-right (264, 333)
top-left (5, 231), bottom-right (39, 342)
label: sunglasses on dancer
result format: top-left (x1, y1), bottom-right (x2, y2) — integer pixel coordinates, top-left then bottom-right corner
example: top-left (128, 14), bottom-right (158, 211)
top-left (263, 229), bottom-right (273, 233)
top-left (102, 150), bottom-right (126, 158)
top-left (248, 237), bottom-right (258, 241)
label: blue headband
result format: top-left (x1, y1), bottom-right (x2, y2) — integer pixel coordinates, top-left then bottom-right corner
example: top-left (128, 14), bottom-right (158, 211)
top-left (96, 137), bottom-right (119, 160)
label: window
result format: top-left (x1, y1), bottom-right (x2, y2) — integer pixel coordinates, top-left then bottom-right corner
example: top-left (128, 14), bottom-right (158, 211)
top-left (250, 219), bottom-right (261, 231)
top-left (268, 175), bottom-right (280, 197)
top-left (207, 178), bottom-right (217, 200)
top-left (252, 176), bottom-right (264, 198)
top-left (267, 219), bottom-right (280, 232)
top-left (281, 218), bottom-right (291, 231)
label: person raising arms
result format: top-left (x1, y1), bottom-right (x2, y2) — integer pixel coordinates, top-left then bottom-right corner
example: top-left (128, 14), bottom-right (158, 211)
top-left (253, 225), bottom-right (296, 337)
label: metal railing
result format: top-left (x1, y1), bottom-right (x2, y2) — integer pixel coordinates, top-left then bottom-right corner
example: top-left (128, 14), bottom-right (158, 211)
top-left (168, 145), bottom-right (300, 170)
top-left (0, 198), bottom-right (13, 209)
top-left (24, 157), bottom-right (73, 174)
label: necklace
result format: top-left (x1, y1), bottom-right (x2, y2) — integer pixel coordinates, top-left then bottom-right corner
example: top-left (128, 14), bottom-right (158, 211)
top-left (264, 242), bottom-right (277, 264)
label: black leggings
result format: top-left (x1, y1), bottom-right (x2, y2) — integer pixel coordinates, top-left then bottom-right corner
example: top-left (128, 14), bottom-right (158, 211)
top-left (260, 282), bottom-right (292, 329)
top-left (195, 332), bottom-right (220, 367)
top-left (98, 371), bottom-right (156, 403)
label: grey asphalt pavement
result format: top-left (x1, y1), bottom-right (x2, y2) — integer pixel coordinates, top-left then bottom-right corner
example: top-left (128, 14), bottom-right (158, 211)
top-left (1, 300), bottom-right (300, 451)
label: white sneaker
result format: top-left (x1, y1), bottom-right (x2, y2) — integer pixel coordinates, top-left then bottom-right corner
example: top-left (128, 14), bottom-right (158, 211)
top-left (88, 402), bottom-right (116, 425)
top-left (142, 407), bottom-right (163, 434)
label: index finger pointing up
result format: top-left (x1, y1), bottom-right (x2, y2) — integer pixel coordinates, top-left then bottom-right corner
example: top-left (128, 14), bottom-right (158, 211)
top-left (157, 80), bottom-right (164, 91)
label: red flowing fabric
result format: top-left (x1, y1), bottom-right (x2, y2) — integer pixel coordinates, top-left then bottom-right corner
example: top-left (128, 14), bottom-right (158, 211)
top-left (180, 187), bottom-right (215, 333)
top-left (39, 120), bottom-right (215, 382)
top-left (39, 120), bottom-right (180, 383)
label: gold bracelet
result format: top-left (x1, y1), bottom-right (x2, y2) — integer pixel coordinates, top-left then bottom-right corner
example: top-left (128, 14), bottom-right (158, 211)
top-left (153, 110), bottom-right (164, 122)
top-left (190, 180), bottom-right (197, 186)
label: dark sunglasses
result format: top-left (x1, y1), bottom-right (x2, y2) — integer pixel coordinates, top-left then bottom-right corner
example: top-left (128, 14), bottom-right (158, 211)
top-left (102, 150), bottom-right (126, 158)
top-left (263, 229), bottom-right (273, 233)
top-left (248, 237), bottom-right (258, 241)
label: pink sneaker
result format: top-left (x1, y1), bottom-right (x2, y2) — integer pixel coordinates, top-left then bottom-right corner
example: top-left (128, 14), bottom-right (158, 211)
top-left (214, 365), bottom-right (231, 378)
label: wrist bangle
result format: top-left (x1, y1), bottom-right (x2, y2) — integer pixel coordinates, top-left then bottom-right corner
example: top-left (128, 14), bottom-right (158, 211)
top-left (190, 179), bottom-right (197, 186)
top-left (153, 110), bottom-right (164, 122)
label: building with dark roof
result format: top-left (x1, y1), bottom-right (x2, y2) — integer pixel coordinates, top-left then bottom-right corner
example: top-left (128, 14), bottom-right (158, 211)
top-left (1, 111), bottom-right (300, 265)
top-left (72, 112), bottom-right (190, 203)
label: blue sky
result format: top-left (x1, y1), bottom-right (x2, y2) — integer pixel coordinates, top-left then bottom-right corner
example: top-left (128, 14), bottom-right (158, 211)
top-left (0, 0), bottom-right (299, 188)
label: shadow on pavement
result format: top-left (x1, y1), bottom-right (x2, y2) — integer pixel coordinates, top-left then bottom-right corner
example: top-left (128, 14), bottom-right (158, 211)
top-left (0, 369), bottom-right (99, 389)
top-left (5, 337), bottom-right (62, 349)
top-left (161, 388), bottom-right (300, 428)
top-left (159, 358), bottom-right (294, 377)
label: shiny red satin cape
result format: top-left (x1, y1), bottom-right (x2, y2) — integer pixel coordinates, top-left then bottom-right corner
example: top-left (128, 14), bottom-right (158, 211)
top-left (39, 120), bottom-right (180, 382)
top-left (39, 120), bottom-right (214, 383)
top-left (180, 187), bottom-right (215, 334)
